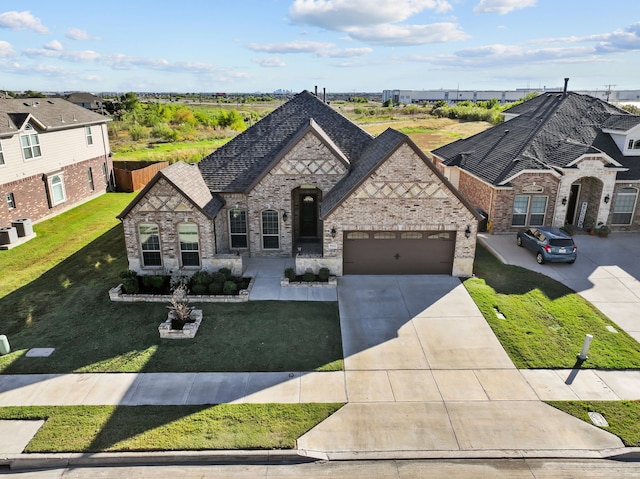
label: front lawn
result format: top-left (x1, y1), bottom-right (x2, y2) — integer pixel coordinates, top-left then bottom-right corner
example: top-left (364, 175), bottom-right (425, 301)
top-left (547, 401), bottom-right (640, 447)
top-left (0, 404), bottom-right (342, 452)
top-left (463, 245), bottom-right (640, 369)
top-left (0, 195), bottom-right (343, 374)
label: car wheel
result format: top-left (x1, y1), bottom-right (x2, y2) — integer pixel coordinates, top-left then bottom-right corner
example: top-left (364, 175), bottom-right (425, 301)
top-left (568, 259), bottom-right (575, 264)
top-left (516, 236), bottom-right (523, 246)
top-left (536, 252), bottom-right (545, 264)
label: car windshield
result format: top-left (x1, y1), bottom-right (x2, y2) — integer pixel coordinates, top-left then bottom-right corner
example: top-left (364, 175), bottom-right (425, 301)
top-left (549, 239), bottom-right (574, 247)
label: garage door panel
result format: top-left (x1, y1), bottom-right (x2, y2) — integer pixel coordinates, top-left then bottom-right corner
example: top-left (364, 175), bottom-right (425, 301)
top-left (343, 231), bottom-right (455, 275)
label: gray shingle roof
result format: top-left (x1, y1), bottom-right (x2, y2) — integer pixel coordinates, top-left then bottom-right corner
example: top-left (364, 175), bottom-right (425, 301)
top-left (602, 114), bottom-right (640, 132)
top-left (0, 97), bottom-right (109, 136)
top-left (198, 90), bottom-right (372, 192)
top-left (118, 161), bottom-right (224, 220)
top-left (432, 92), bottom-right (637, 185)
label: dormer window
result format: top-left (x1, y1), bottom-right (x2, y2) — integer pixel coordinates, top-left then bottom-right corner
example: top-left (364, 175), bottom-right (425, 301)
top-left (628, 139), bottom-right (640, 150)
top-left (21, 123), bottom-right (42, 160)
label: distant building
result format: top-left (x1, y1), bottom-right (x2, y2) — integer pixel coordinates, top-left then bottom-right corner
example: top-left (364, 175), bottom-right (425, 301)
top-left (0, 97), bottom-right (113, 226)
top-left (383, 88), bottom-right (640, 106)
top-left (64, 92), bottom-right (105, 113)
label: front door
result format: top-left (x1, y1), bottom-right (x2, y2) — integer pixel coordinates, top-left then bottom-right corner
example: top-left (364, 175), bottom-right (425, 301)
top-left (300, 193), bottom-right (317, 237)
top-left (565, 184), bottom-right (580, 225)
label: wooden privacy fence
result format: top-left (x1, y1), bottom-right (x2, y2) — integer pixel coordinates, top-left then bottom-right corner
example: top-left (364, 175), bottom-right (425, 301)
top-left (113, 161), bottom-right (169, 192)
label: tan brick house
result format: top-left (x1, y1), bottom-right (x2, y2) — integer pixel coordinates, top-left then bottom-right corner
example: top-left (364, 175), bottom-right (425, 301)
top-left (118, 91), bottom-right (479, 276)
top-left (432, 90), bottom-right (640, 234)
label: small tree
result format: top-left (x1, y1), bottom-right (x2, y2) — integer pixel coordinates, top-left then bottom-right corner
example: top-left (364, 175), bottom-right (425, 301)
top-left (167, 283), bottom-right (193, 330)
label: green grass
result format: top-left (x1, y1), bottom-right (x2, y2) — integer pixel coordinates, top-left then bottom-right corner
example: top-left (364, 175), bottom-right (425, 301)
top-left (398, 126), bottom-right (464, 138)
top-left (112, 138), bottom-right (231, 162)
top-left (0, 192), bottom-right (136, 299)
top-left (0, 195), bottom-right (343, 374)
top-left (463, 246), bottom-right (640, 369)
top-left (547, 401), bottom-right (640, 447)
top-left (0, 404), bottom-right (342, 452)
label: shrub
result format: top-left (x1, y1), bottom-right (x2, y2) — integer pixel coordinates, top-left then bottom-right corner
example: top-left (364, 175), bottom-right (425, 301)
top-left (223, 281), bottom-right (238, 295)
top-left (211, 271), bottom-right (226, 284)
top-left (119, 270), bottom-right (139, 294)
top-left (303, 272), bottom-right (317, 282)
top-left (142, 275), bottom-right (164, 290)
top-left (128, 123), bottom-right (149, 141)
top-left (218, 267), bottom-right (233, 281)
top-left (284, 267), bottom-right (296, 281)
top-left (208, 281), bottom-right (223, 294)
top-left (318, 267), bottom-right (331, 281)
top-left (191, 283), bottom-right (208, 295)
top-left (190, 270), bottom-right (212, 286)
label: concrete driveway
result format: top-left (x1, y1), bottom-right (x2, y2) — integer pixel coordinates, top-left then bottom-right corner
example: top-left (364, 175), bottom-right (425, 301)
top-left (298, 275), bottom-right (623, 459)
top-left (479, 232), bottom-right (640, 342)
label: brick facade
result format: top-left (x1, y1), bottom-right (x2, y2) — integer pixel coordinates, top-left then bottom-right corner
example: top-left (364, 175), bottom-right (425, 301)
top-left (0, 155), bottom-right (111, 226)
top-left (325, 144), bottom-right (477, 276)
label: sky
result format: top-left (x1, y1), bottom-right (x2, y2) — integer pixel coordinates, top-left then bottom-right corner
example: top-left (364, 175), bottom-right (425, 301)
top-left (1, 0), bottom-right (639, 94)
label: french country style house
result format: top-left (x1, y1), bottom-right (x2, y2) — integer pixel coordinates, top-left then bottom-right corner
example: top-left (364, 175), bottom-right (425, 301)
top-left (0, 96), bottom-right (113, 226)
top-left (432, 89), bottom-right (640, 233)
top-left (118, 90), bottom-right (480, 277)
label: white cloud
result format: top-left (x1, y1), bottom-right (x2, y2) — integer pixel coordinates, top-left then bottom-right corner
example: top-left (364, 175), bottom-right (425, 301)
top-left (44, 40), bottom-right (63, 52)
top-left (247, 40), bottom-right (372, 58)
top-left (473, 0), bottom-right (537, 15)
top-left (66, 27), bottom-right (100, 41)
top-left (0, 40), bottom-right (15, 57)
top-left (289, 0), bottom-right (452, 29)
top-left (347, 23), bottom-right (469, 45)
top-left (247, 40), bottom-right (335, 54)
top-left (0, 10), bottom-right (48, 33)
top-left (253, 57), bottom-right (287, 68)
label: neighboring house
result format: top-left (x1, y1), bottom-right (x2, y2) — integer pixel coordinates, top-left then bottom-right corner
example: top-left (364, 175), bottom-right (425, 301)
top-left (0, 97), bottom-right (113, 226)
top-left (432, 90), bottom-right (640, 233)
top-left (64, 92), bottom-right (105, 113)
top-left (118, 90), bottom-right (479, 277)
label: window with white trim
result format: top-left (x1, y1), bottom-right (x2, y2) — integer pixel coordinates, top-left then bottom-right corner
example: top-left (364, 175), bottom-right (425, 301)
top-left (628, 139), bottom-right (640, 150)
top-left (21, 124), bottom-right (42, 160)
top-left (48, 174), bottom-right (66, 205)
top-left (6, 192), bottom-right (15, 209)
top-left (85, 126), bottom-right (93, 146)
top-left (139, 223), bottom-right (162, 267)
top-left (178, 223), bottom-right (200, 267)
top-left (229, 209), bottom-right (248, 248)
top-left (512, 195), bottom-right (547, 226)
top-left (261, 210), bottom-right (279, 249)
top-left (0, 140), bottom-right (4, 165)
top-left (611, 187), bottom-right (638, 225)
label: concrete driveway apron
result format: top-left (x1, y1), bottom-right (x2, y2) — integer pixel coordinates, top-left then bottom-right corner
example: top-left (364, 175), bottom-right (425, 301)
top-left (298, 275), bottom-right (623, 460)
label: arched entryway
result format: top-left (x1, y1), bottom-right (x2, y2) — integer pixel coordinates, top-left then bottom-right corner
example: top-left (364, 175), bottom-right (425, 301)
top-left (292, 186), bottom-right (323, 255)
top-left (564, 177), bottom-right (603, 230)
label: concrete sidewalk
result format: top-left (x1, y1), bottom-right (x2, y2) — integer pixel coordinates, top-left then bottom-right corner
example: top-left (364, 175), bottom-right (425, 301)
top-left (296, 275), bottom-right (634, 459)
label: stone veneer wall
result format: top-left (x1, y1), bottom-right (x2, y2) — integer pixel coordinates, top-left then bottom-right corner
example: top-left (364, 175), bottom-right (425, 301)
top-left (242, 131), bottom-right (348, 257)
top-left (325, 144), bottom-right (477, 276)
top-left (121, 177), bottom-right (218, 274)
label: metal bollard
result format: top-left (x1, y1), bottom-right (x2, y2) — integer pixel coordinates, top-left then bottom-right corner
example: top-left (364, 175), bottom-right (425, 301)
top-left (0, 335), bottom-right (9, 355)
top-left (578, 334), bottom-right (593, 361)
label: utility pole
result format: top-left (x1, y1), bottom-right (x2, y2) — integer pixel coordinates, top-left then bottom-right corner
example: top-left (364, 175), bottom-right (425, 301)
top-left (604, 84), bottom-right (616, 102)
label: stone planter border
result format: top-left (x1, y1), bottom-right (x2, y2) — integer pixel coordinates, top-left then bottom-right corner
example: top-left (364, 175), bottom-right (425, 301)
top-left (280, 276), bottom-right (337, 288)
top-left (109, 277), bottom-right (255, 303)
top-left (159, 309), bottom-right (203, 339)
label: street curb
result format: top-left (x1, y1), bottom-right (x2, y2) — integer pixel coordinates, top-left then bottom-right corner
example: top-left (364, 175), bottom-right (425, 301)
top-left (1, 450), bottom-right (310, 471)
top-left (4, 447), bottom-right (640, 470)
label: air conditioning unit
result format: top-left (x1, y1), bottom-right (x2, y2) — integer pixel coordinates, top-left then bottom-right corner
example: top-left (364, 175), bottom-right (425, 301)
top-left (0, 226), bottom-right (18, 245)
top-left (11, 218), bottom-right (33, 237)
